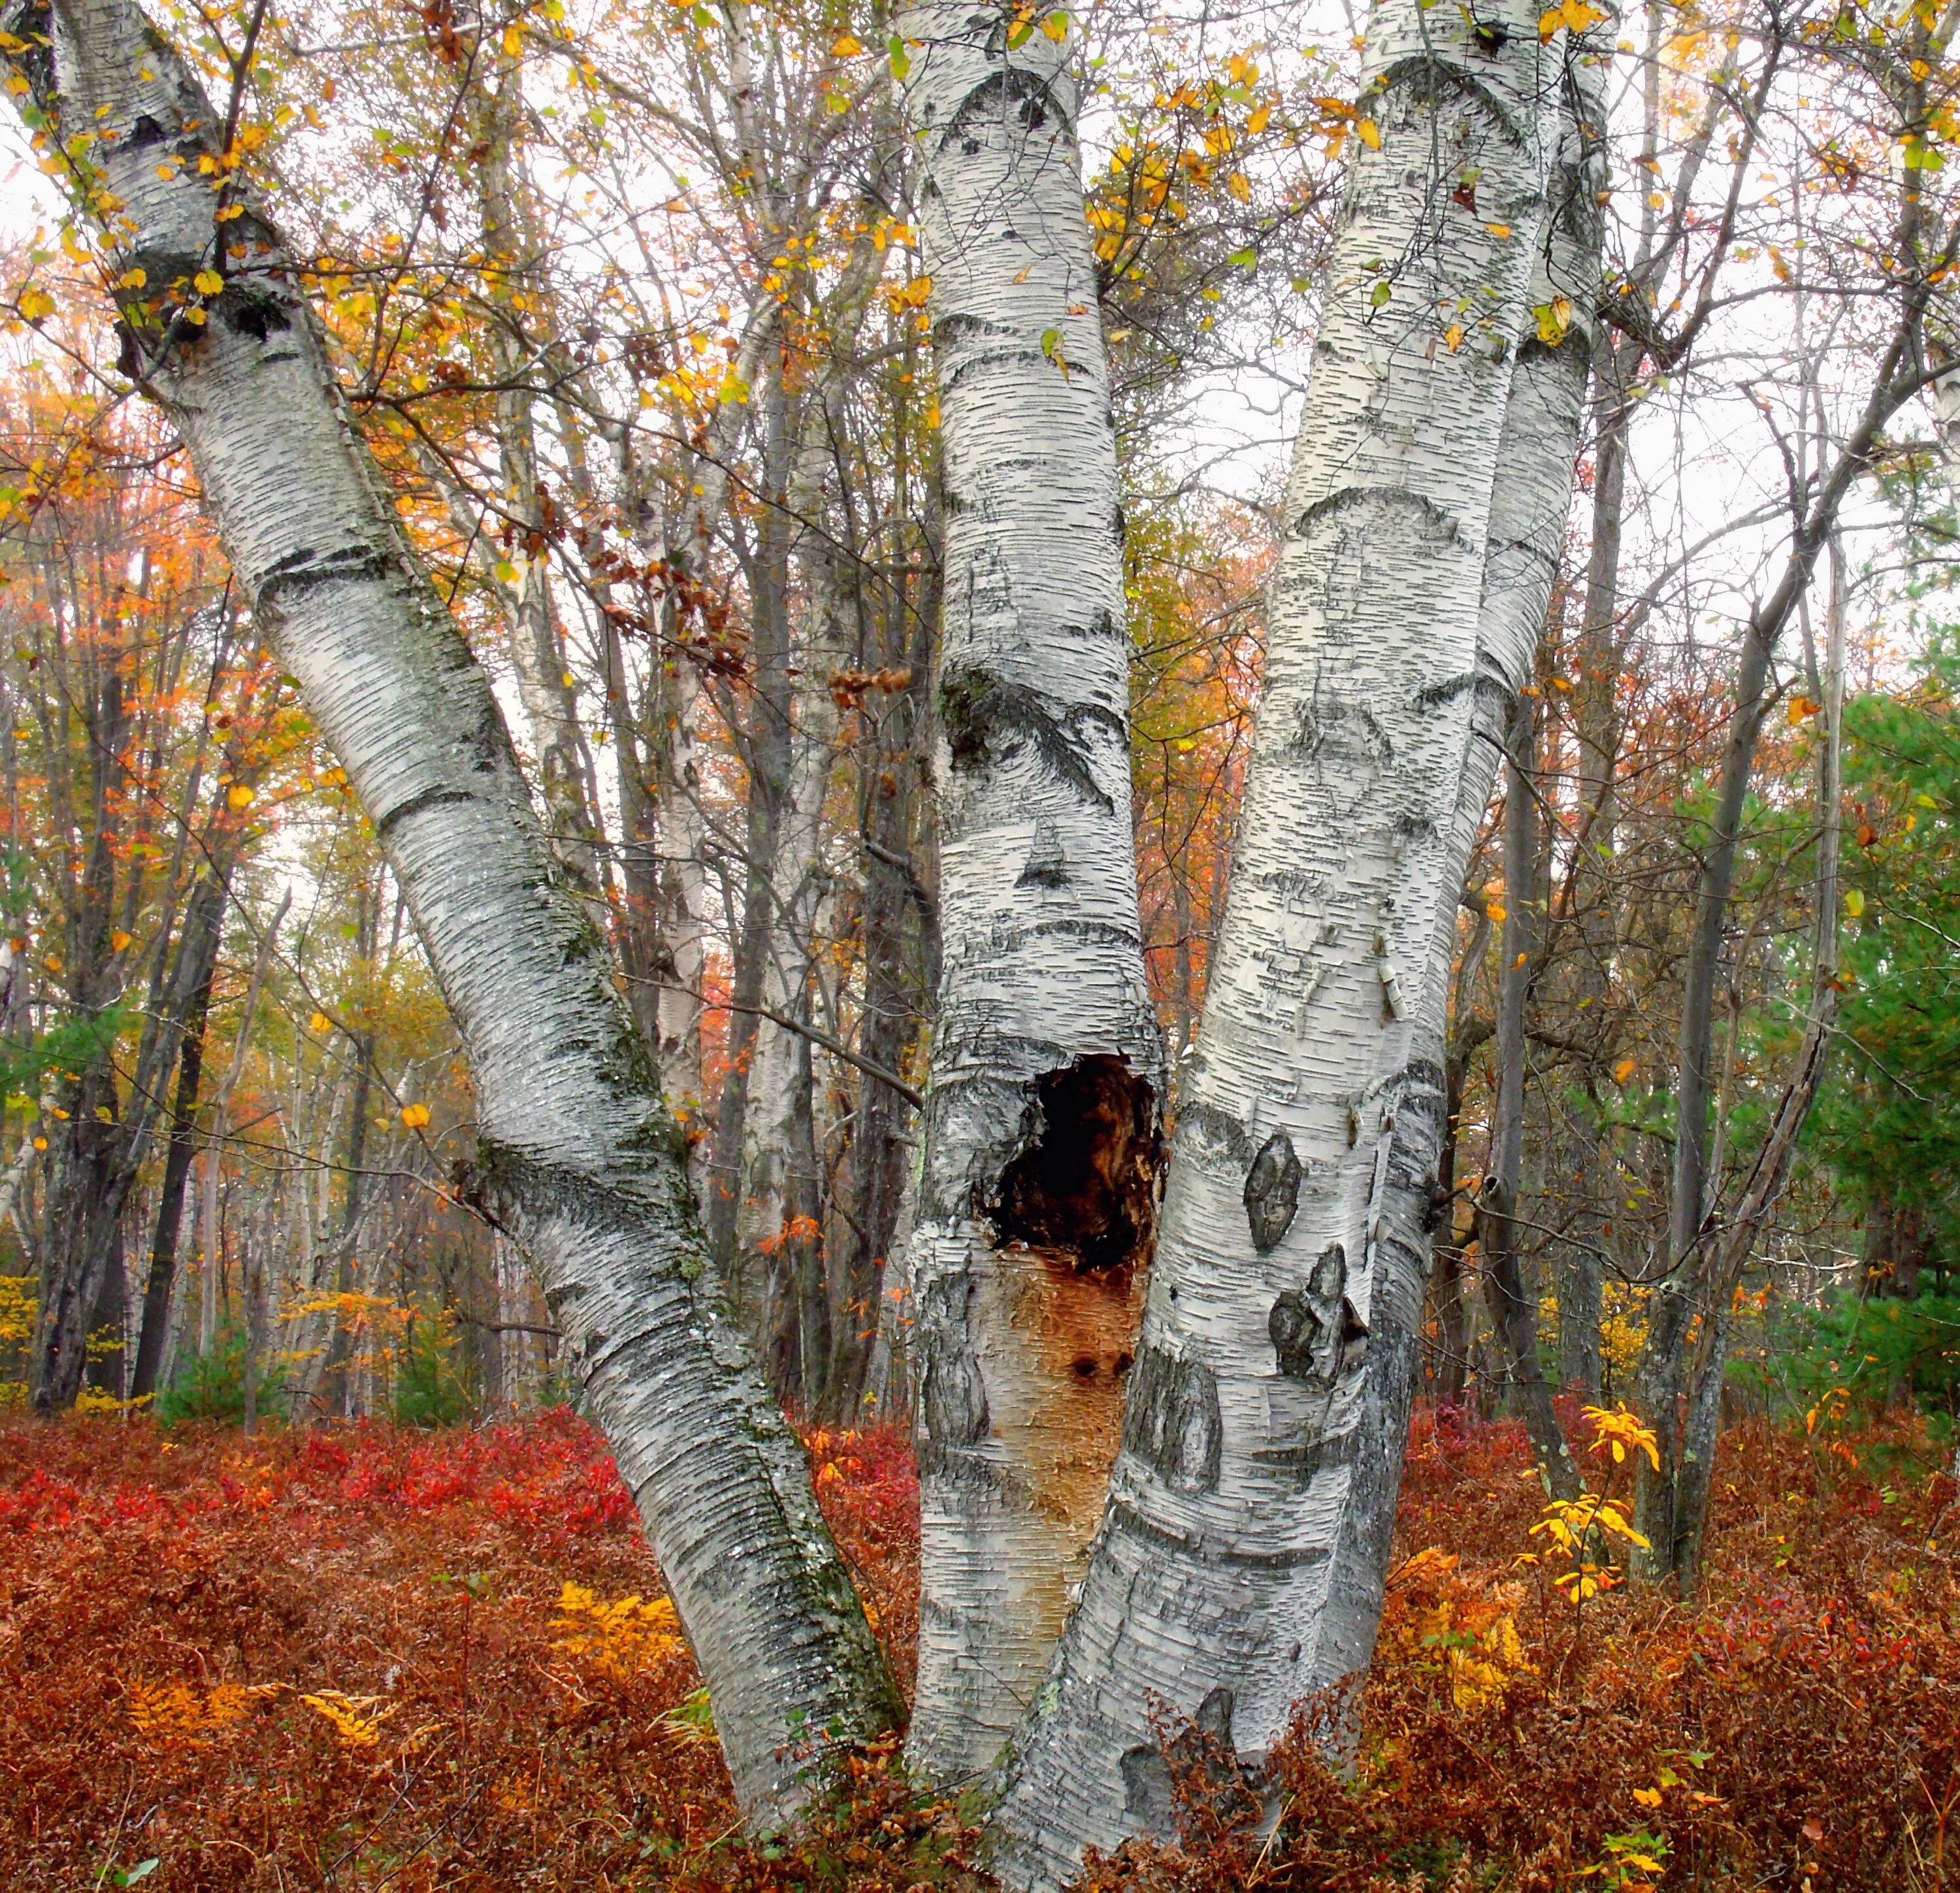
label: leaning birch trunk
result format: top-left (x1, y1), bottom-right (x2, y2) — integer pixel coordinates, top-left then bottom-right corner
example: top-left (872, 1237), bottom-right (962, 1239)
top-left (3, 0), bottom-right (898, 1815)
top-left (897, 1), bottom-right (1166, 1786)
top-left (977, 5), bottom-right (1573, 1880)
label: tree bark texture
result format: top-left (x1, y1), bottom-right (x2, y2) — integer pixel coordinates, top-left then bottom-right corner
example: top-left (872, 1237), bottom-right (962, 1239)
top-left (1479, 700), bottom-right (1581, 1498)
top-left (4, 0), bottom-right (899, 1815)
top-left (979, 7), bottom-right (1589, 1882)
top-left (896, 2), bottom-right (1166, 1786)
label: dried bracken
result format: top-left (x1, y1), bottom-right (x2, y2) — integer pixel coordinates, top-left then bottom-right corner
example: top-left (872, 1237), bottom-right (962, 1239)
top-left (7, 1406), bottom-right (1960, 1889)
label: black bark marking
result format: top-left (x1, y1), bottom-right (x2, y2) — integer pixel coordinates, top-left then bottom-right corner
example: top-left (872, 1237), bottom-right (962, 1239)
top-left (1122, 1345), bottom-right (1222, 1492)
top-left (1373, 54), bottom-right (1530, 148)
top-left (990, 1055), bottom-right (1158, 1271)
top-left (216, 282), bottom-right (292, 340)
top-left (373, 784), bottom-right (474, 842)
top-left (1016, 816), bottom-right (1068, 888)
top-left (1243, 1130), bottom-right (1302, 1252)
top-left (939, 663), bottom-right (1117, 812)
top-left (941, 64), bottom-right (1075, 150)
top-left (1269, 1242), bottom-right (1362, 1381)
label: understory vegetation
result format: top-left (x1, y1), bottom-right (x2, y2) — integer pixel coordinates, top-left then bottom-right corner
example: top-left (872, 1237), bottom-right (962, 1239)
top-left (5, 1404), bottom-right (1958, 1891)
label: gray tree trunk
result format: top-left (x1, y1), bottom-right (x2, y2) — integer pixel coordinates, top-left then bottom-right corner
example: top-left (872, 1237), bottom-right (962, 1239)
top-left (4, 0), bottom-right (899, 1815)
top-left (1479, 699), bottom-right (1581, 1499)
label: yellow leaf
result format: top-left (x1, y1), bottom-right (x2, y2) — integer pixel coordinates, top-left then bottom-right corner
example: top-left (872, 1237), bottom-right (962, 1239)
top-left (830, 31), bottom-right (863, 53)
top-left (1614, 1056), bottom-right (1637, 1083)
top-left (310, 1012), bottom-right (331, 1034)
top-left (1486, 222), bottom-right (1511, 239)
top-left (1844, 887), bottom-right (1865, 917)
top-left (117, 268), bottom-right (146, 289)
top-left (1485, 901), bottom-right (1506, 923)
top-left (110, 930), bottom-right (131, 952)
top-left (1356, 118), bottom-right (1381, 150)
top-left (18, 287), bottom-right (54, 321)
top-left (31, 1136), bottom-right (44, 1151)
top-left (400, 1102), bottom-right (431, 1129)
top-left (502, 22), bottom-right (523, 56)
top-left (1042, 9), bottom-right (1069, 40)
top-left (1227, 171), bottom-right (1251, 202)
top-left (193, 269), bottom-right (224, 296)
top-left (227, 783), bottom-right (255, 809)
top-left (1444, 322), bottom-right (1464, 352)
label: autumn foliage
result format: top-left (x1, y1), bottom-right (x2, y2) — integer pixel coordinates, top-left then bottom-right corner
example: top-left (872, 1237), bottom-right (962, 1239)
top-left (6, 1406), bottom-right (1960, 1889)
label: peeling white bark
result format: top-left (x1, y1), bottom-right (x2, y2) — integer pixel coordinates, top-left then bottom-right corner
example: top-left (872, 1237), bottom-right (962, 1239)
top-left (898, 3), bottom-right (1165, 1785)
top-left (979, 4), bottom-right (1576, 1881)
top-left (6, 0), bottom-right (898, 1815)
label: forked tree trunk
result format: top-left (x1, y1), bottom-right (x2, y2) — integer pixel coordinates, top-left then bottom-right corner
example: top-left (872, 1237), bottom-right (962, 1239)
top-left (3, 0), bottom-right (898, 1814)
top-left (897, 1), bottom-right (1166, 1786)
top-left (979, 7), bottom-right (1584, 1879)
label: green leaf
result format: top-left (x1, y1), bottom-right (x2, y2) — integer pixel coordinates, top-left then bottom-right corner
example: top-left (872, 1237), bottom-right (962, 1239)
top-left (1228, 246), bottom-right (1257, 267)
top-left (1370, 279), bottom-right (1392, 306)
top-left (116, 1866), bottom-right (159, 1889)
top-left (1040, 326), bottom-right (1062, 357)
top-left (887, 32), bottom-right (910, 78)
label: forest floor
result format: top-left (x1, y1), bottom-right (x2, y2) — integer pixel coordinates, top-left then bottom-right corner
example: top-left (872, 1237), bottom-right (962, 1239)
top-left (3, 1404), bottom-right (1959, 1892)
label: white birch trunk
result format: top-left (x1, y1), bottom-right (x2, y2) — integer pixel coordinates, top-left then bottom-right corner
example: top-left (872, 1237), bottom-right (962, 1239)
top-left (5, 0), bottom-right (898, 1815)
top-left (738, 256), bottom-right (883, 1388)
top-left (740, 625), bottom-right (842, 1371)
top-left (476, 61), bottom-right (608, 913)
top-left (625, 310), bottom-right (779, 1112)
top-left (978, 4), bottom-right (1573, 1879)
top-left (898, 3), bottom-right (1166, 1786)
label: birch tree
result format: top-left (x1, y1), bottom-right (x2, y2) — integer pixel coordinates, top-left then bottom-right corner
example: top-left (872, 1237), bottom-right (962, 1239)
top-left (0, 0), bottom-right (898, 1812)
top-left (896, 0), bottom-right (1166, 1785)
top-left (972, 1), bottom-right (1586, 1877)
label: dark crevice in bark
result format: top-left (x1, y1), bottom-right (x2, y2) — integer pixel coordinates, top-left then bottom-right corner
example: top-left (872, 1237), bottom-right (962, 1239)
top-left (989, 1055), bottom-right (1158, 1274)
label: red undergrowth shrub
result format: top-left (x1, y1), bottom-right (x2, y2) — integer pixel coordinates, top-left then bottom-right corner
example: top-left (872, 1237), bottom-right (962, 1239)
top-left (5, 1404), bottom-right (1959, 1888)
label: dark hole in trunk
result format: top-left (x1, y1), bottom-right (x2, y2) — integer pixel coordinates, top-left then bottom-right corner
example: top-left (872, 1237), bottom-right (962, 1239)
top-left (991, 1055), bottom-right (1158, 1272)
